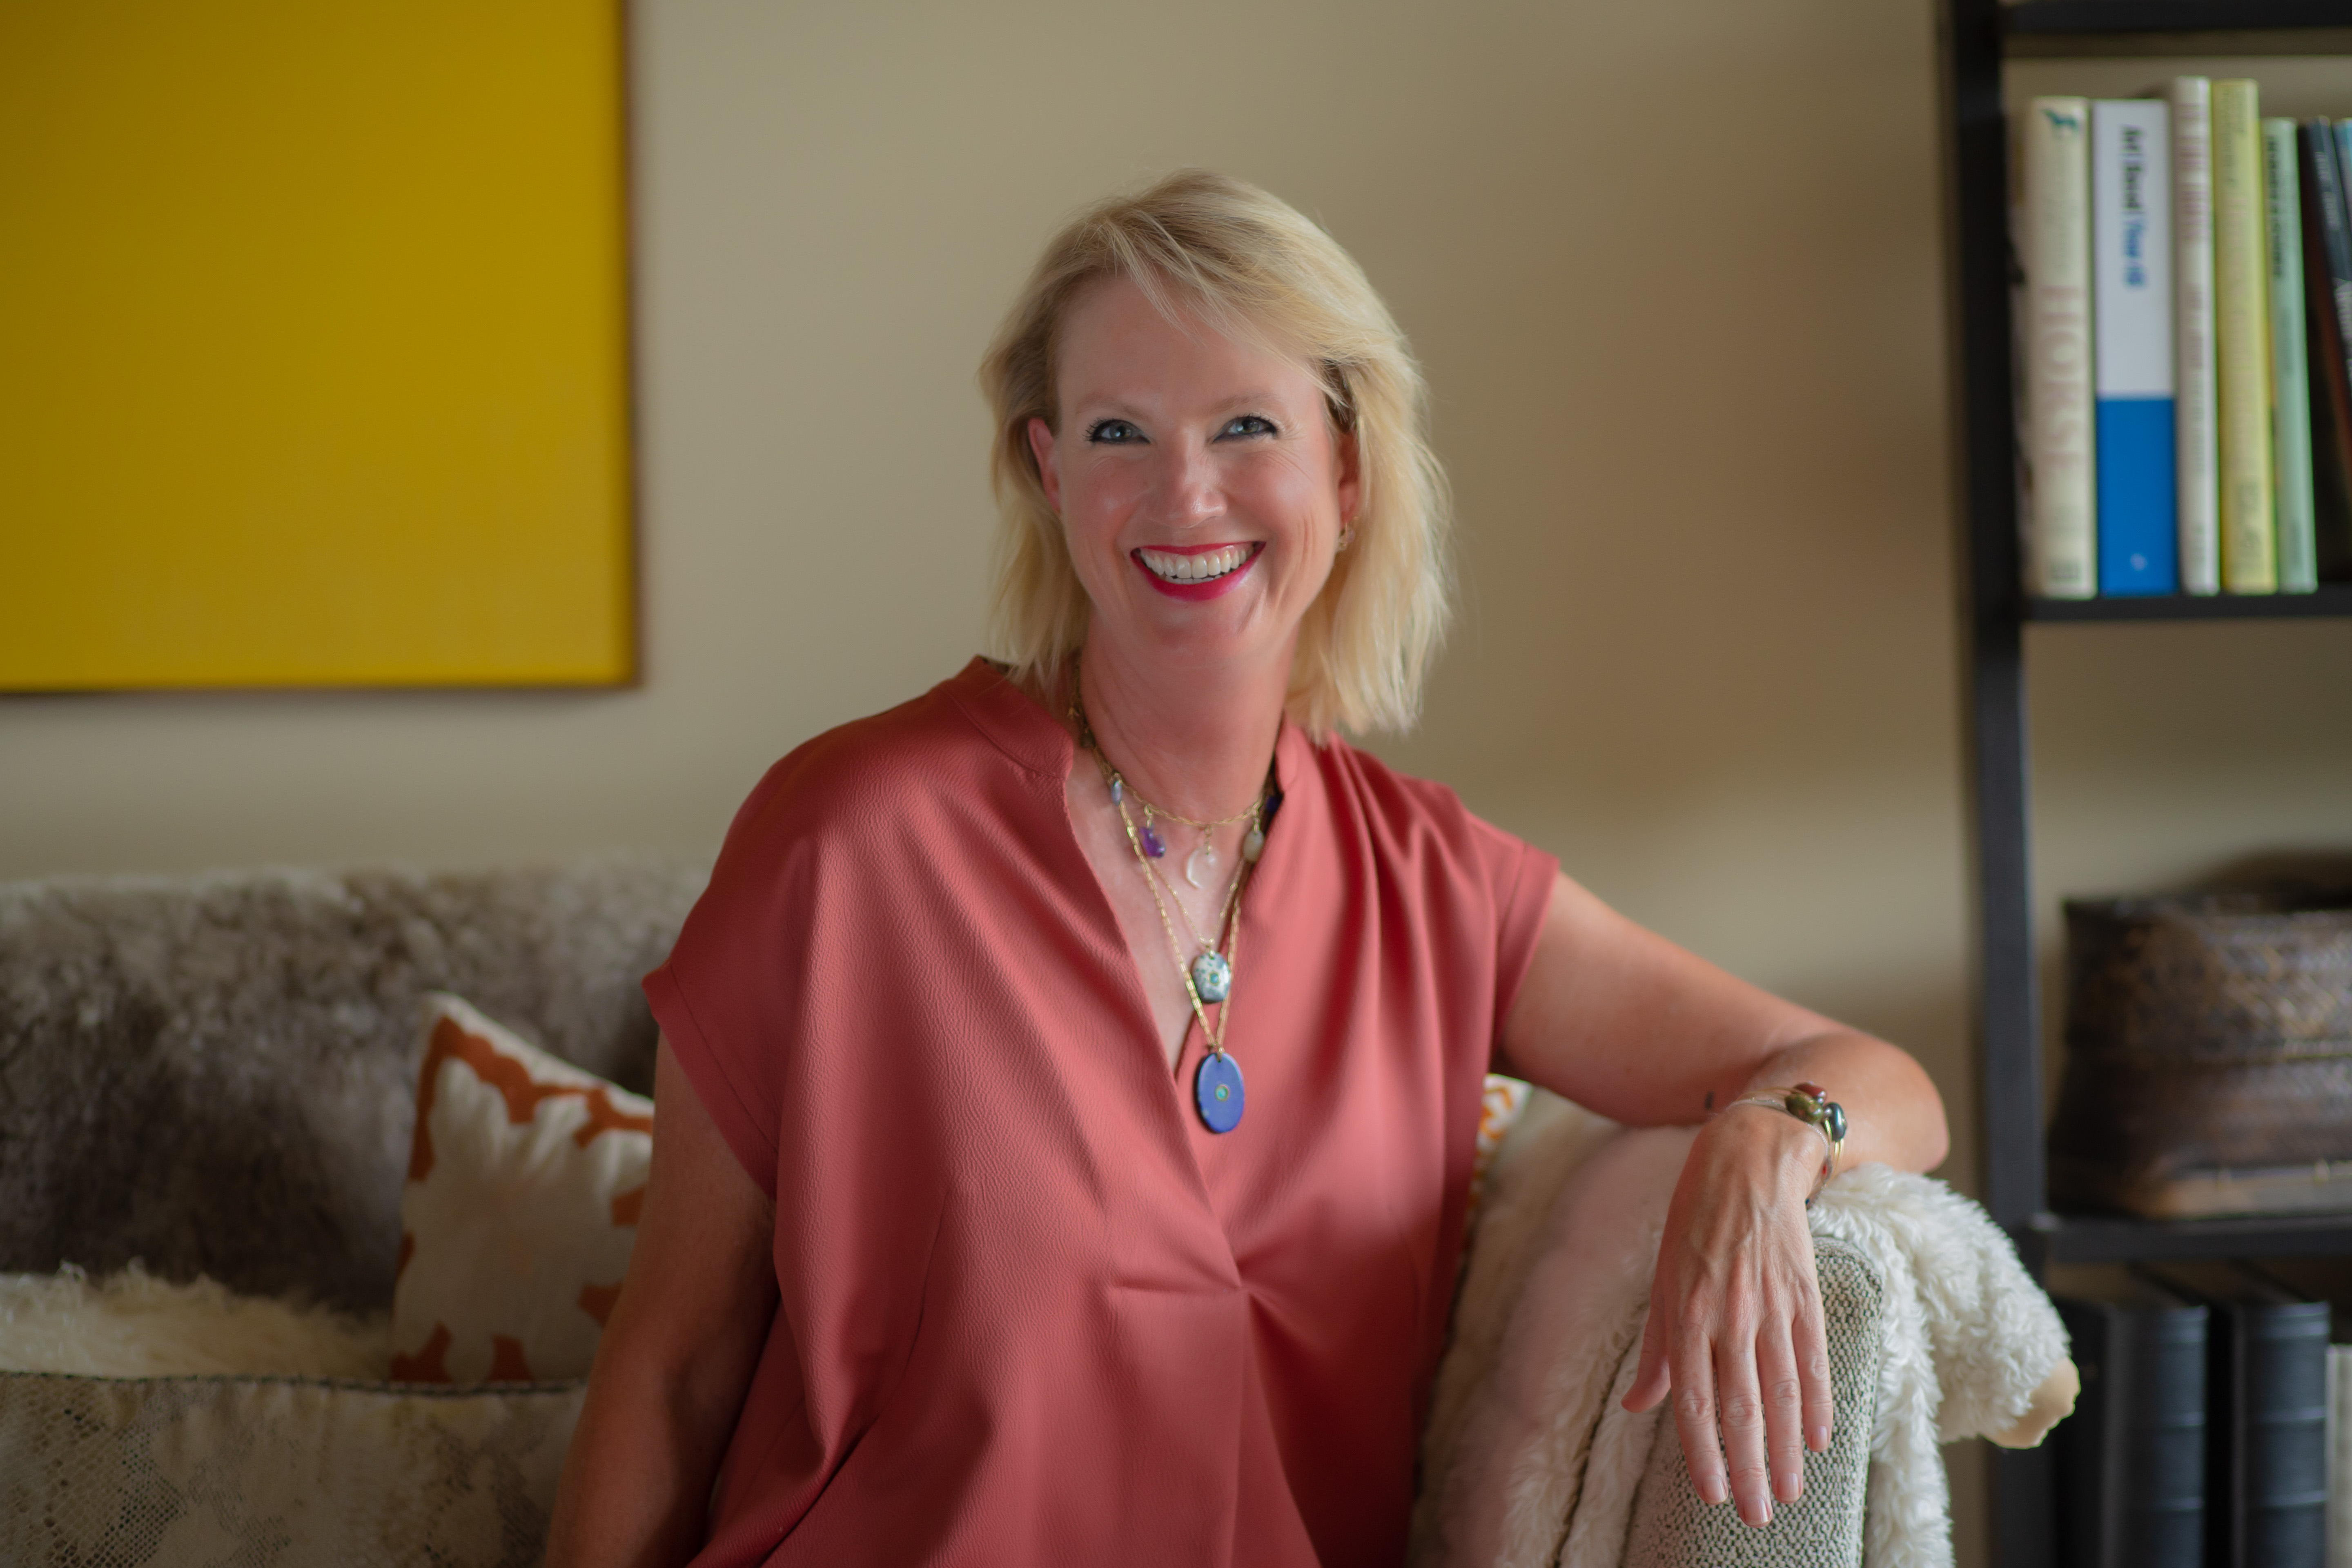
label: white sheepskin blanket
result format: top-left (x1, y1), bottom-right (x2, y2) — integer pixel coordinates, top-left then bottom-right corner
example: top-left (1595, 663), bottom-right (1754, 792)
top-left (1414, 1100), bottom-right (2068, 1568)
top-left (0, 1263), bottom-right (390, 1379)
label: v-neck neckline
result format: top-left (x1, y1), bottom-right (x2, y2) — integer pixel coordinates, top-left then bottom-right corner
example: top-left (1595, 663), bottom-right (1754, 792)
top-left (944, 656), bottom-right (1302, 1114)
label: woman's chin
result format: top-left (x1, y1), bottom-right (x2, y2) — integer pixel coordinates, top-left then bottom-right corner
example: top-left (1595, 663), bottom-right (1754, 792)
top-left (1096, 593), bottom-right (1287, 670)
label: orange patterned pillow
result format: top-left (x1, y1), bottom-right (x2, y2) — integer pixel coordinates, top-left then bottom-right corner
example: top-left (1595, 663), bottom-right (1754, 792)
top-left (390, 993), bottom-right (652, 1384)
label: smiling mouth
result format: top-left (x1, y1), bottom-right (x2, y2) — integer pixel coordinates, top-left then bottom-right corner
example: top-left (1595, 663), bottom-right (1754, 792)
top-left (1135, 543), bottom-right (1260, 584)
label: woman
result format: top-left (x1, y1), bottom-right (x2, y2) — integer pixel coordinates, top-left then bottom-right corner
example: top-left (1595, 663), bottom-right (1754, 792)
top-left (548, 170), bottom-right (1947, 1567)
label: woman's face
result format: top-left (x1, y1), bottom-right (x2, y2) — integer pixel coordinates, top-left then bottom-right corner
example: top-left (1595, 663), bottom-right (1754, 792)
top-left (1028, 276), bottom-right (1358, 679)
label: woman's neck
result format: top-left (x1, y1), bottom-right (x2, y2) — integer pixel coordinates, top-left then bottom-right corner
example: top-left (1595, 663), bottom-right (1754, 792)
top-left (1069, 630), bottom-right (1289, 820)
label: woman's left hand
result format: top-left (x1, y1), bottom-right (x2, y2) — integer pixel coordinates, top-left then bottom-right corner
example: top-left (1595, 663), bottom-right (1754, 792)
top-left (1619, 1105), bottom-right (1833, 1528)
top-left (1498, 870), bottom-right (1949, 1523)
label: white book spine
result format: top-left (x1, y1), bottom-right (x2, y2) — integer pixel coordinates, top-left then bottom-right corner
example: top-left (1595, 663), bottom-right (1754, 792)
top-left (2170, 76), bottom-right (2222, 594)
top-left (2016, 99), bottom-right (2098, 598)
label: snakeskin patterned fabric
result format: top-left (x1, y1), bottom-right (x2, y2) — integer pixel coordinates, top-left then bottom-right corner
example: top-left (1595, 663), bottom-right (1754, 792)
top-left (0, 1371), bottom-right (582, 1566)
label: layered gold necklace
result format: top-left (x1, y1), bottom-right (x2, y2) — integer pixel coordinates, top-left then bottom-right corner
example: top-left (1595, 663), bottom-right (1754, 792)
top-left (1068, 657), bottom-right (1275, 1134)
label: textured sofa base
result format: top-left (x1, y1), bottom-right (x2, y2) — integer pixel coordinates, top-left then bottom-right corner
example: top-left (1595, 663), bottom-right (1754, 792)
top-left (0, 1371), bottom-right (582, 1568)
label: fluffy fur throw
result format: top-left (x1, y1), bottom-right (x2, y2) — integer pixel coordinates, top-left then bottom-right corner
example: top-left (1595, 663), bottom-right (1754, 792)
top-left (0, 1264), bottom-right (389, 1380)
top-left (0, 856), bottom-right (704, 1311)
top-left (1413, 1096), bottom-right (2068, 1568)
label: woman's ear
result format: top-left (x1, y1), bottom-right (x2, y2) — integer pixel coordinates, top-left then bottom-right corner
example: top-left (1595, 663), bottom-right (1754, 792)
top-left (1334, 428), bottom-right (1362, 532)
top-left (1026, 416), bottom-right (1061, 513)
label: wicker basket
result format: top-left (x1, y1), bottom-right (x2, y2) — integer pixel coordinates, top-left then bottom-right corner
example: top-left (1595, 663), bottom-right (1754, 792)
top-left (2047, 887), bottom-right (2352, 1219)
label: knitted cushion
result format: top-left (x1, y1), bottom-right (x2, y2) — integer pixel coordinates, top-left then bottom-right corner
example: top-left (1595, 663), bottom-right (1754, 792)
top-left (0, 1370), bottom-right (580, 1567)
top-left (1620, 1235), bottom-right (1883, 1568)
top-left (391, 994), bottom-right (651, 1385)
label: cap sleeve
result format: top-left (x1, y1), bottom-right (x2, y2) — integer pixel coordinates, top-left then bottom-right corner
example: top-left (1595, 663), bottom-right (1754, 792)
top-left (1474, 822), bottom-right (1558, 1051)
top-left (641, 765), bottom-right (815, 1203)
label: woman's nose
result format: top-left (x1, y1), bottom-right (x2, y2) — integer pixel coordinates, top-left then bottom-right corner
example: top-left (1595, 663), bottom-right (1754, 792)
top-left (1152, 441), bottom-right (1225, 528)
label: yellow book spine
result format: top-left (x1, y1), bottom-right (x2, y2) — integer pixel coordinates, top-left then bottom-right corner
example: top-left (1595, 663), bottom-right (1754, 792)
top-left (2214, 79), bottom-right (2278, 592)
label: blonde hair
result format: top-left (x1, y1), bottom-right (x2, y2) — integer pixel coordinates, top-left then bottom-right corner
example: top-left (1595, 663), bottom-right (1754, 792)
top-left (978, 169), bottom-right (1451, 737)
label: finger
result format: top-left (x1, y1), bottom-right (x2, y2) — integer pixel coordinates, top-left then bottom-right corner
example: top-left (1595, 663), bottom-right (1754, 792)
top-left (1757, 1318), bottom-right (1808, 1506)
top-left (1715, 1330), bottom-right (1773, 1527)
top-left (1795, 1290), bottom-right (1835, 1455)
top-left (1670, 1323), bottom-right (1728, 1509)
top-left (1623, 1292), bottom-right (1673, 1414)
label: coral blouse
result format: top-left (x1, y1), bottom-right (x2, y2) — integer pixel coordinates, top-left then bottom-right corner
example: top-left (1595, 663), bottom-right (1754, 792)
top-left (645, 659), bottom-right (1556, 1568)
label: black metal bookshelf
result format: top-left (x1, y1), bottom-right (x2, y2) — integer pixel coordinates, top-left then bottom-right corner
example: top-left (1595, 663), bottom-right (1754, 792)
top-left (1940, 2), bottom-right (2352, 1561)
top-left (2028, 582), bottom-right (2352, 618)
top-left (2038, 1211), bottom-right (2352, 1261)
top-left (2004, 0), bottom-right (2352, 39)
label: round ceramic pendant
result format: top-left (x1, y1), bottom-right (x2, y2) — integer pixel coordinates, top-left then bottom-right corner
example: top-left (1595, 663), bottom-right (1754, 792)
top-left (1190, 950), bottom-right (1232, 1004)
top-left (1195, 1051), bottom-right (1245, 1134)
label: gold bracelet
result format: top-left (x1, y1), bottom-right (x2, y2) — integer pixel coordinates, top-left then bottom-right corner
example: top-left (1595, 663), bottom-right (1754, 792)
top-left (1722, 1082), bottom-right (1846, 1197)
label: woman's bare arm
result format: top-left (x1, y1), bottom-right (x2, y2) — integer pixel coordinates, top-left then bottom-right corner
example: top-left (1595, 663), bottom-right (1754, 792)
top-left (1498, 871), bottom-right (1948, 1530)
top-left (1497, 872), bottom-right (1947, 1165)
top-left (545, 1038), bottom-right (779, 1567)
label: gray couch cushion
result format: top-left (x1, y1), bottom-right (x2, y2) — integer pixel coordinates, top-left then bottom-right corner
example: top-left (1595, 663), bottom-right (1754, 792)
top-left (0, 857), bottom-right (706, 1310)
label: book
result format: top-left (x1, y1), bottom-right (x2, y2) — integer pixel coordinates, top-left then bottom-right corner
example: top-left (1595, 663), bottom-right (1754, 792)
top-left (2170, 77), bottom-right (2223, 595)
top-left (2300, 120), bottom-right (2352, 583)
top-left (2151, 1263), bottom-right (2330, 1568)
top-left (2214, 81), bottom-right (2278, 593)
top-left (2328, 124), bottom-right (2352, 579)
top-left (2236, 1294), bottom-right (2332, 1568)
top-left (2013, 97), bottom-right (2099, 599)
top-left (2094, 99), bottom-right (2181, 595)
top-left (2266, 118), bottom-right (2321, 593)
top-left (2056, 1283), bottom-right (2209, 1568)
top-left (2328, 1345), bottom-right (2352, 1568)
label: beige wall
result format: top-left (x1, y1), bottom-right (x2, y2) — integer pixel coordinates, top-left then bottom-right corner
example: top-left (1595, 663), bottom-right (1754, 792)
top-left (11, 5), bottom-right (2352, 1554)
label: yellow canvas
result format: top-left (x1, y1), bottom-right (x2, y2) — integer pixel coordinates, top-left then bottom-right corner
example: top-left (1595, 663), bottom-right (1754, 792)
top-left (0, 0), bottom-right (633, 689)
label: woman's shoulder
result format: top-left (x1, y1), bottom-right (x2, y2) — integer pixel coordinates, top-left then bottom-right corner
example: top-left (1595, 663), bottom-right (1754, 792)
top-left (1305, 732), bottom-right (1481, 835)
top-left (1302, 731), bottom-right (1552, 884)
top-left (719, 657), bottom-right (1054, 856)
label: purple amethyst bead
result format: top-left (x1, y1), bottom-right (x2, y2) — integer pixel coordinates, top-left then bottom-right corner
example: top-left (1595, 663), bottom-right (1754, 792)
top-left (1139, 822), bottom-right (1166, 858)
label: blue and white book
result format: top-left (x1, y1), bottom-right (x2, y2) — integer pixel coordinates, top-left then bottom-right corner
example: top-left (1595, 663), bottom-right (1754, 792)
top-left (2094, 99), bottom-right (2180, 595)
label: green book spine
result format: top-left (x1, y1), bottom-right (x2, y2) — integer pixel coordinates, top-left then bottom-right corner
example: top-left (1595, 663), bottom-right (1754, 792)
top-left (2215, 81), bottom-right (2278, 592)
top-left (2265, 118), bottom-right (2321, 592)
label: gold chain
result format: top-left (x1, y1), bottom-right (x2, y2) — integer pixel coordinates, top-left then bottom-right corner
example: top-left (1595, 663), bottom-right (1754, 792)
top-left (1068, 655), bottom-right (1270, 1059)
top-left (1156, 835), bottom-right (1247, 957)
top-left (1110, 788), bottom-right (1257, 1055)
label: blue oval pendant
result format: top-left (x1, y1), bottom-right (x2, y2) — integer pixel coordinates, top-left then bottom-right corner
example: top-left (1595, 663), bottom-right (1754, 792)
top-left (1194, 1052), bottom-right (1245, 1134)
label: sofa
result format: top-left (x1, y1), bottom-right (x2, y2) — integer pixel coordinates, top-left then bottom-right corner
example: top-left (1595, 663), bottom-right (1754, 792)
top-left (0, 858), bottom-right (1989, 1566)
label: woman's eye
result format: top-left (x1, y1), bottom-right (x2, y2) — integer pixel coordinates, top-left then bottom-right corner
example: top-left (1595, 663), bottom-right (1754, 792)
top-left (1218, 415), bottom-right (1278, 440)
top-left (1086, 419), bottom-right (1144, 444)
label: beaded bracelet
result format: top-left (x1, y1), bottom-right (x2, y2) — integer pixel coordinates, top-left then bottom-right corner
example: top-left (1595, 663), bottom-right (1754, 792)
top-left (1723, 1081), bottom-right (1847, 1199)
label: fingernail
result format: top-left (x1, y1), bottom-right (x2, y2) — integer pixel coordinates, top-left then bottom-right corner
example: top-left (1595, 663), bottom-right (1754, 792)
top-left (1742, 1497), bottom-right (1771, 1528)
top-left (1776, 1472), bottom-right (1802, 1503)
top-left (1702, 1477), bottom-right (1728, 1507)
top-left (1809, 1424), bottom-right (1831, 1452)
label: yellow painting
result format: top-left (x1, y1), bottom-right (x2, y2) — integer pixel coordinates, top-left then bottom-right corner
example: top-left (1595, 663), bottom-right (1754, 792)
top-left (0, 0), bottom-right (633, 690)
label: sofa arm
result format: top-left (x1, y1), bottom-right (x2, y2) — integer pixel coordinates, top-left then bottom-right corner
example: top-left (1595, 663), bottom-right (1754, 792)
top-left (1619, 1235), bottom-right (1880, 1568)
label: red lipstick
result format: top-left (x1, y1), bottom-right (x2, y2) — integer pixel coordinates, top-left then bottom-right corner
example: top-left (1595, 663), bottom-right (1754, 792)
top-left (1131, 543), bottom-right (1262, 602)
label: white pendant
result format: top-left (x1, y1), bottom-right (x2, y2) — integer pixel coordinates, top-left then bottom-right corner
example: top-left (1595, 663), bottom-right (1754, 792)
top-left (1185, 842), bottom-right (1219, 889)
top-left (1191, 950), bottom-right (1232, 1003)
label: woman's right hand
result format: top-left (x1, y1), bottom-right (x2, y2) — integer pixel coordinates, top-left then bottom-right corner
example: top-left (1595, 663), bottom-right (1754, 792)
top-left (544, 1038), bottom-right (777, 1567)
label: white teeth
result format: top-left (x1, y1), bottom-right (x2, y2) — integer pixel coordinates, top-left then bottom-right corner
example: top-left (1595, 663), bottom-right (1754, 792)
top-left (1140, 545), bottom-right (1251, 584)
